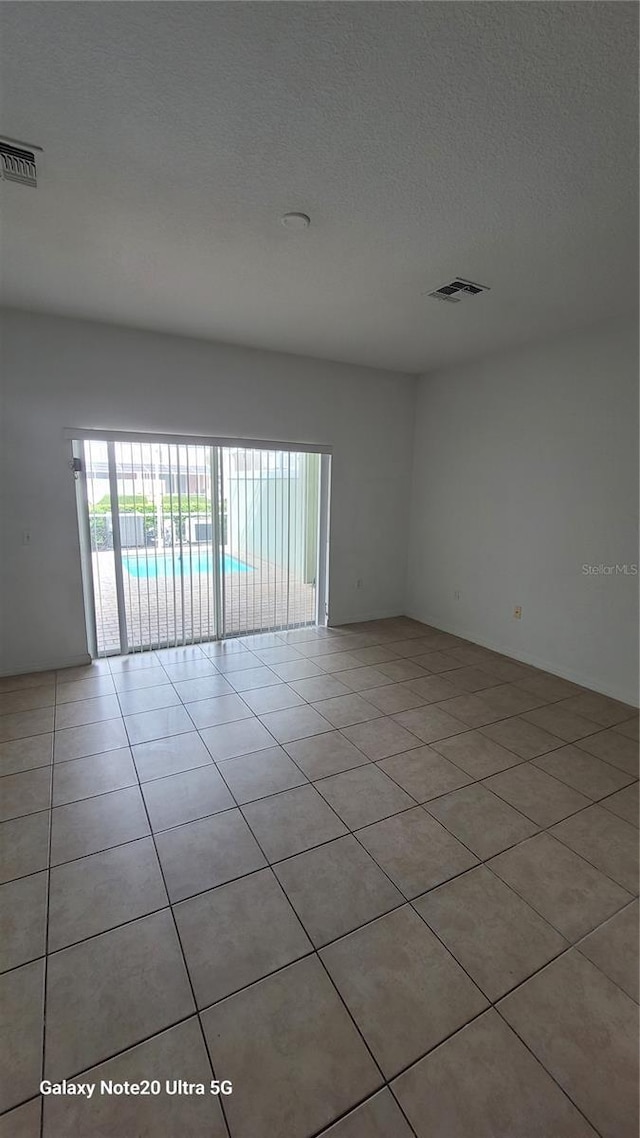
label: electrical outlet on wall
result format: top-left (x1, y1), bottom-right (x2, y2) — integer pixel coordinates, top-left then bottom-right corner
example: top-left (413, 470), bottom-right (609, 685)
top-left (454, 590), bottom-right (461, 600)
top-left (513, 605), bottom-right (522, 619)
top-left (356, 578), bottom-right (363, 590)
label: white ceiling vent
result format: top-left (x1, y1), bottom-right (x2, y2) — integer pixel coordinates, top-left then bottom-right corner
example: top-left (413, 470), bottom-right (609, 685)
top-left (427, 278), bottom-right (490, 303)
top-left (0, 137), bottom-right (42, 188)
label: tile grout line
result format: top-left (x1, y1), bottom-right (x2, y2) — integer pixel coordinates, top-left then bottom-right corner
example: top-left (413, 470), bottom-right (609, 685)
top-left (211, 723), bottom-right (411, 1089)
top-left (8, 756), bottom-right (637, 881)
top-left (213, 720), bottom-right (638, 1132)
top-left (1, 913), bottom-right (623, 1134)
top-left (38, 673), bottom-right (57, 1138)
top-left (229, 790), bottom-right (416, 1138)
top-left (398, 899), bottom-right (610, 1138)
top-left (480, 846), bottom-right (636, 945)
top-left (2, 659), bottom-right (635, 752)
top-left (2, 755), bottom-right (633, 914)
top-left (2, 757), bottom-right (637, 895)
top-left (3, 749), bottom-right (635, 842)
top-left (491, 1002), bottom-right (607, 1138)
top-left (8, 794), bottom-right (636, 979)
top-left (3, 694), bottom-right (633, 776)
top-left (327, 704), bottom-right (637, 1135)
top-left (114, 680), bottom-right (236, 1138)
top-left (1, 626), bottom-right (637, 1133)
top-left (526, 750), bottom-right (637, 799)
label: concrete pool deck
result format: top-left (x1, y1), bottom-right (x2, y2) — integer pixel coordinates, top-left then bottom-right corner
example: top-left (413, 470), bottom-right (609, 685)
top-left (90, 549), bottom-right (317, 653)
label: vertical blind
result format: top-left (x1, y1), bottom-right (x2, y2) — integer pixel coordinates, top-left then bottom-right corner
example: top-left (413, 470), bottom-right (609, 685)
top-left (80, 438), bottom-right (323, 655)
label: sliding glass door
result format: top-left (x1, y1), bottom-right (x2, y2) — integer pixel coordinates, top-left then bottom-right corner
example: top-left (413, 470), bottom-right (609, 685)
top-left (76, 435), bottom-right (329, 656)
top-left (220, 446), bottom-right (321, 637)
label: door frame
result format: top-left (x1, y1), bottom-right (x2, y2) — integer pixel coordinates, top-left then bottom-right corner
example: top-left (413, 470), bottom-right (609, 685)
top-left (72, 439), bottom-right (99, 659)
top-left (70, 429), bottom-right (332, 655)
top-left (316, 453), bottom-right (331, 627)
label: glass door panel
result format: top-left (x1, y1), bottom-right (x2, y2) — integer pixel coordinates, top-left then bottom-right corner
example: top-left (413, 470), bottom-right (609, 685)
top-left (78, 437), bottom-right (327, 655)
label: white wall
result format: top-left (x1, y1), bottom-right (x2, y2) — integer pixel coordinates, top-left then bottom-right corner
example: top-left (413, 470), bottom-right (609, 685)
top-left (2, 308), bottom-right (636, 700)
top-left (407, 319), bottom-right (639, 706)
top-left (0, 310), bottom-right (415, 674)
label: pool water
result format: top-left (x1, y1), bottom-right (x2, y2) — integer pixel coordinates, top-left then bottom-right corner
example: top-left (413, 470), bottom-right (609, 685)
top-left (122, 552), bottom-right (252, 578)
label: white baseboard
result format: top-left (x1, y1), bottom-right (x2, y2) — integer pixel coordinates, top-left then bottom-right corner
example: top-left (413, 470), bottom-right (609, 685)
top-left (328, 609), bottom-right (405, 626)
top-left (2, 616), bottom-right (637, 709)
top-left (0, 653), bottom-right (92, 678)
top-left (406, 609), bottom-right (639, 709)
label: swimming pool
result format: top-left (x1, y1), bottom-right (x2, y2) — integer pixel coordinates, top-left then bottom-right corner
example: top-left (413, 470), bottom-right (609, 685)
top-left (122, 552), bottom-right (252, 578)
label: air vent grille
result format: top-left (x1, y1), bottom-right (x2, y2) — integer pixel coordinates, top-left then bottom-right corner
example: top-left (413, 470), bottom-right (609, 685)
top-left (428, 278), bottom-right (489, 303)
top-left (0, 138), bottom-right (42, 188)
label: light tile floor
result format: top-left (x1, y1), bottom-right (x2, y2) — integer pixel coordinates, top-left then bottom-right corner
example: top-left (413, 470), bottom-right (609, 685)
top-left (0, 617), bottom-right (638, 1138)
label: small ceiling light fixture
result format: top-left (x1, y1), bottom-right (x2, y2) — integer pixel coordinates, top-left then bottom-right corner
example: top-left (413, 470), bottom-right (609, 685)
top-left (280, 212), bottom-right (311, 230)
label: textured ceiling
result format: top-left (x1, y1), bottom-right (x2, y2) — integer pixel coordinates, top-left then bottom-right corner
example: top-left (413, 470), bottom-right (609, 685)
top-left (0, 2), bottom-right (637, 373)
